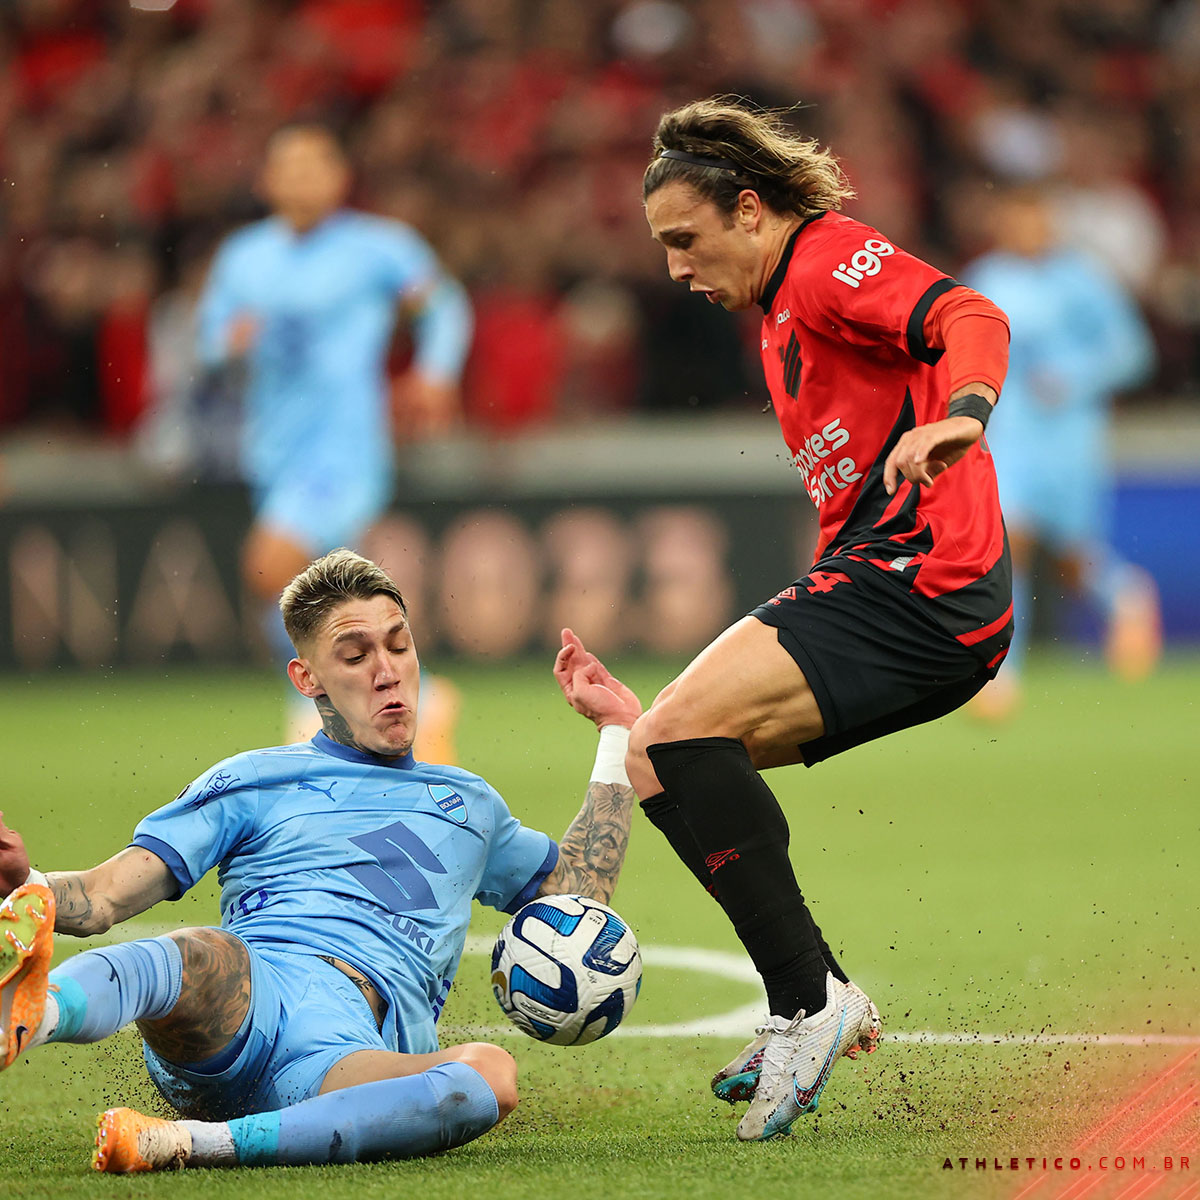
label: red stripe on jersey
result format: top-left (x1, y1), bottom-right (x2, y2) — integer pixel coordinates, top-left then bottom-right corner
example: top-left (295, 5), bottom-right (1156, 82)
top-left (955, 602), bottom-right (1014, 647)
top-left (873, 478), bottom-right (916, 529)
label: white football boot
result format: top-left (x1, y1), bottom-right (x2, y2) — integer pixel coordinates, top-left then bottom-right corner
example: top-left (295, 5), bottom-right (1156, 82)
top-left (712, 978), bottom-right (880, 1105)
top-left (734, 973), bottom-right (880, 1142)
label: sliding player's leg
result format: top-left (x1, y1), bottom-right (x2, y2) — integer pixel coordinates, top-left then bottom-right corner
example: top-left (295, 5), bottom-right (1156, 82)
top-left (3, 914), bottom-right (250, 1071)
top-left (95, 1041), bottom-right (515, 1170)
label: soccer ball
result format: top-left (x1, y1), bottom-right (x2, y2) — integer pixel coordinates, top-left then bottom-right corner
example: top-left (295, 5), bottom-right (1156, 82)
top-left (490, 894), bottom-right (642, 1046)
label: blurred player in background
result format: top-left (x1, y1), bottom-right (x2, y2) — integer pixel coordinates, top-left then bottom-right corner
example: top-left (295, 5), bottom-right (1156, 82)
top-left (197, 122), bottom-right (472, 753)
top-left (962, 183), bottom-right (1160, 719)
top-left (0, 550), bottom-right (641, 1172)
top-left (633, 98), bottom-right (1013, 1142)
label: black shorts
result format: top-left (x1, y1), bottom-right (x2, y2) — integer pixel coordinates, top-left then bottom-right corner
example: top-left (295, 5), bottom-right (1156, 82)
top-left (751, 556), bottom-right (1011, 766)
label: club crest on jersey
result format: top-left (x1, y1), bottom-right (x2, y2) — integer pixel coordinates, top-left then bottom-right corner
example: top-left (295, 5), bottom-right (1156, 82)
top-left (429, 784), bottom-right (467, 823)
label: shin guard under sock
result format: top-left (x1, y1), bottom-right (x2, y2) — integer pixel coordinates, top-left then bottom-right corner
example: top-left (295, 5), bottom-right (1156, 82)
top-left (647, 737), bottom-right (835, 1016)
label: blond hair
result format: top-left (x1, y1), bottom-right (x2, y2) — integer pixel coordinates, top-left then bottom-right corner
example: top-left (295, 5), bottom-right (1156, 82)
top-left (279, 548), bottom-right (406, 650)
top-left (643, 96), bottom-right (854, 218)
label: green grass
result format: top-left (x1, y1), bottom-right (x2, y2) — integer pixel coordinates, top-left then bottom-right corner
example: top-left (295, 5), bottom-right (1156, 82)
top-left (1, 654), bottom-right (1198, 1198)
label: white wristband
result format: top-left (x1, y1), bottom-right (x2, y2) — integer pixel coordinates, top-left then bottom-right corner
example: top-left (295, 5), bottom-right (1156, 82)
top-left (24, 867), bottom-right (49, 888)
top-left (590, 725), bottom-right (631, 787)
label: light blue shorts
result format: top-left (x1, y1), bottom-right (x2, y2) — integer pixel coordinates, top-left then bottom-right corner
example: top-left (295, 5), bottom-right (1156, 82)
top-left (989, 419), bottom-right (1111, 550)
top-left (143, 940), bottom-right (387, 1121)
top-left (253, 469), bottom-right (391, 556)
top-left (994, 455), bottom-right (1112, 550)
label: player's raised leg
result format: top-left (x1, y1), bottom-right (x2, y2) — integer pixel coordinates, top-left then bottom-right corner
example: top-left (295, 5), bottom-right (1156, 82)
top-left (627, 616), bottom-right (878, 1137)
top-left (94, 1043), bottom-right (517, 1172)
top-left (627, 617), bottom-right (848, 1015)
top-left (4, 922), bottom-right (249, 1078)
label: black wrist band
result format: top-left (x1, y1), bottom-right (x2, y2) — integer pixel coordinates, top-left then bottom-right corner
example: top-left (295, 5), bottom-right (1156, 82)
top-left (947, 393), bottom-right (993, 428)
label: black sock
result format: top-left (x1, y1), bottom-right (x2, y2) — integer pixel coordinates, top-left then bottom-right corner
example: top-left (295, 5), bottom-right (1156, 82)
top-left (641, 789), bottom-right (849, 982)
top-left (647, 737), bottom-right (835, 1018)
top-left (640, 791), bottom-right (723, 904)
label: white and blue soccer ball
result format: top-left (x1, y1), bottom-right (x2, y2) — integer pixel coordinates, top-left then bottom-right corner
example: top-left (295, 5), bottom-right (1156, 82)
top-left (490, 894), bottom-right (642, 1046)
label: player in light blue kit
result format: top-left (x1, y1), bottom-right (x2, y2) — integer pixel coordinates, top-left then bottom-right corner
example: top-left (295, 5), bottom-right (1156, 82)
top-left (962, 183), bottom-right (1161, 717)
top-left (0, 549), bottom-right (642, 1171)
top-left (198, 122), bottom-right (473, 747)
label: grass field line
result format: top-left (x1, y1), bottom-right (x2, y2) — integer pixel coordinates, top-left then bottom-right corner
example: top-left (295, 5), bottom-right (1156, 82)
top-left (69, 921), bottom-right (1200, 1048)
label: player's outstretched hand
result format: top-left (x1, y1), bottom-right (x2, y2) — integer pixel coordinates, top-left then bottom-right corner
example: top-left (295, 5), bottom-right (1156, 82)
top-left (0, 810), bottom-right (31, 897)
top-left (554, 629), bottom-right (642, 730)
top-left (883, 415), bottom-right (986, 495)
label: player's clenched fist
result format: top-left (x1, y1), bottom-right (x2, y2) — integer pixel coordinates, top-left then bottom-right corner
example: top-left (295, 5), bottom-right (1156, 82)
top-left (883, 415), bottom-right (988, 495)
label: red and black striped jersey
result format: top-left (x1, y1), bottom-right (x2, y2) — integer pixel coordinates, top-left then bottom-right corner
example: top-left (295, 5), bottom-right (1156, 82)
top-left (759, 211), bottom-right (1010, 640)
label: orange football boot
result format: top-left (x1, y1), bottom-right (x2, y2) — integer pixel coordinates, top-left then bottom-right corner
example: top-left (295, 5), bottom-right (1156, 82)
top-left (93, 1107), bottom-right (191, 1173)
top-left (0, 883), bottom-right (55, 1070)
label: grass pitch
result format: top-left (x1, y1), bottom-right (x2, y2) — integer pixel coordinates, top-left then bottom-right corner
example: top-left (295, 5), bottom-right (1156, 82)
top-left (0, 652), bottom-right (1197, 1199)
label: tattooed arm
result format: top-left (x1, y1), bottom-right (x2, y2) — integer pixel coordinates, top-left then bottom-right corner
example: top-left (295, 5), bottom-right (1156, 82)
top-left (1, 813), bottom-right (175, 936)
top-left (537, 779), bottom-right (636, 906)
top-left (48, 849), bottom-right (176, 936)
top-left (536, 629), bottom-right (642, 905)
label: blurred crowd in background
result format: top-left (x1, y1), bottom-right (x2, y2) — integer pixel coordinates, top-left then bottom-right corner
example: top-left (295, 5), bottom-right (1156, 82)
top-left (2, 0), bottom-right (1199, 457)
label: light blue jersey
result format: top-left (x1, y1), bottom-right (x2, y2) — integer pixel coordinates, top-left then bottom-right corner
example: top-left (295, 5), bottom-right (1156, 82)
top-left (962, 247), bottom-right (1153, 543)
top-left (131, 732), bottom-right (556, 1055)
top-left (197, 211), bottom-right (472, 546)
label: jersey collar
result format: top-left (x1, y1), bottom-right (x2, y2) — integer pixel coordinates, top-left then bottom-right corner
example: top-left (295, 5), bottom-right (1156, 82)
top-left (758, 211), bottom-right (828, 314)
top-left (312, 730), bottom-right (416, 769)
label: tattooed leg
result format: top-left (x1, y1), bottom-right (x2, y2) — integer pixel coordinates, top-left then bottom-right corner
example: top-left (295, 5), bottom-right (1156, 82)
top-left (137, 928), bottom-right (252, 1064)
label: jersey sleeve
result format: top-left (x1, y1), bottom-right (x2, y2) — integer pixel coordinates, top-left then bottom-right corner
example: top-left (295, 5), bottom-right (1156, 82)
top-left (129, 754), bottom-right (261, 899)
top-left (474, 785), bottom-right (558, 914)
top-left (373, 220), bottom-right (473, 381)
top-left (372, 221), bottom-right (441, 298)
top-left (791, 224), bottom-right (958, 363)
top-left (195, 237), bottom-right (246, 367)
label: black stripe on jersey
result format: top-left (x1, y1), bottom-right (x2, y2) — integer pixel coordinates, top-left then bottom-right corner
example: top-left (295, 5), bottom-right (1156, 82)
top-left (758, 212), bottom-right (828, 313)
top-left (905, 278), bottom-right (962, 364)
top-left (919, 529), bottom-right (1014, 638)
top-left (782, 331), bottom-right (802, 398)
top-left (828, 390), bottom-right (927, 556)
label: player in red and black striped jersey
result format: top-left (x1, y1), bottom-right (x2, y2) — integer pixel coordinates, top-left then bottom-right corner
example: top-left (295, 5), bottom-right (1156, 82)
top-left (627, 98), bottom-right (1014, 1142)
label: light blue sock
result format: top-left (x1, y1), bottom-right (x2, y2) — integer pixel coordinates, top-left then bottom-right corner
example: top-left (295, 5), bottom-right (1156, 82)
top-left (47, 936), bottom-right (183, 1043)
top-left (229, 1062), bottom-right (500, 1165)
top-left (1006, 563), bottom-right (1033, 676)
top-left (1079, 547), bottom-right (1140, 621)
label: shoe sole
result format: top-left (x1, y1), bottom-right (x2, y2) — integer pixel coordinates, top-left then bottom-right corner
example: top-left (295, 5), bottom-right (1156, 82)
top-left (713, 1065), bottom-right (761, 1104)
top-left (0, 885), bottom-right (55, 1070)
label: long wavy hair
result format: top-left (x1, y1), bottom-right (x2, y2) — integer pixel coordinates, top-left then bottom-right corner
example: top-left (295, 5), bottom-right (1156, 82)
top-left (643, 97), bottom-right (854, 219)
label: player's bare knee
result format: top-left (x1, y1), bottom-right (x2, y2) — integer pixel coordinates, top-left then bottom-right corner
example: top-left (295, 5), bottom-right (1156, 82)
top-left (636, 692), bottom-right (729, 748)
top-left (456, 1043), bottom-right (518, 1120)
